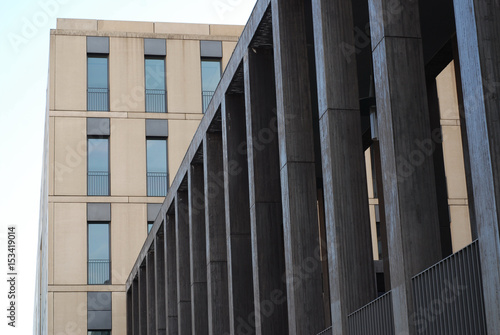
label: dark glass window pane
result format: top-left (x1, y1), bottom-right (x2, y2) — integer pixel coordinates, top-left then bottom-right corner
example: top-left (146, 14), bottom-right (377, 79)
top-left (88, 331), bottom-right (111, 335)
top-left (145, 58), bottom-right (165, 90)
top-left (88, 223), bottom-right (110, 285)
top-left (148, 221), bottom-right (153, 233)
top-left (201, 59), bottom-right (221, 92)
top-left (88, 57), bottom-right (108, 89)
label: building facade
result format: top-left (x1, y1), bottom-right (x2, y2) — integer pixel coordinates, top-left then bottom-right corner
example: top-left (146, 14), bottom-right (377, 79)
top-left (126, 0), bottom-right (499, 334)
top-left (33, 18), bottom-right (243, 335)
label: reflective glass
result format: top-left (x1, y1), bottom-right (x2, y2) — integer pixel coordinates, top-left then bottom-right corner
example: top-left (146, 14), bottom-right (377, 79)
top-left (201, 60), bottom-right (221, 92)
top-left (88, 223), bottom-right (110, 260)
top-left (147, 139), bottom-right (167, 173)
top-left (88, 139), bottom-right (109, 173)
top-left (87, 57), bottom-right (108, 89)
top-left (145, 58), bottom-right (165, 90)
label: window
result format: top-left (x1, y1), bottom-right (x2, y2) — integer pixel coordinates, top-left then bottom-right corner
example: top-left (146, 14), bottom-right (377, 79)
top-left (145, 57), bottom-right (166, 113)
top-left (148, 221), bottom-right (154, 233)
top-left (87, 55), bottom-right (109, 111)
top-left (147, 138), bottom-right (168, 196)
top-left (88, 222), bottom-right (110, 285)
top-left (88, 291), bottom-right (111, 335)
top-left (88, 137), bottom-right (109, 196)
top-left (201, 59), bottom-right (221, 113)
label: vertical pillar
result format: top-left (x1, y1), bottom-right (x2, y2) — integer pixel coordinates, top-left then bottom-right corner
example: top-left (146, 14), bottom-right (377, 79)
top-left (155, 232), bottom-right (167, 335)
top-left (271, 0), bottom-right (325, 333)
top-left (175, 192), bottom-right (192, 335)
top-left (204, 132), bottom-right (230, 335)
top-left (453, 0), bottom-right (500, 332)
top-left (221, 94), bottom-right (255, 334)
top-left (132, 277), bottom-right (139, 335)
top-left (164, 213), bottom-right (178, 334)
top-left (139, 264), bottom-right (148, 335)
top-left (188, 163), bottom-right (208, 334)
top-left (127, 288), bottom-right (133, 335)
top-left (311, 0), bottom-right (377, 332)
top-left (368, 0), bottom-right (442, 333)
top-left (426, 77), bottom-right (452, 256)
top-left (146, 251), bottom-right (156, 335)
top-left (243, 47), bottom-right (288, 335)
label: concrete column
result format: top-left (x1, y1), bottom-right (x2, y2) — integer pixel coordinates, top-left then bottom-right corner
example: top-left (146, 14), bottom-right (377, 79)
top-left (175, 192), bottom-right (192, 335)
top-left (311, 0), bottom-right (376, 332)
top-left (453, 0), bottom-right (500, 332)
top-left (132, 277), bottom-right (139, 335)
top-left (368, 0), bottom-right (442, 333)
top-left (127, 288), bottom-right (133, 335)
top-left (203, 132), bottom-right (230, 335)
top-left (243, 47), bottom-right (288, 335)
top-left (271, 0), bottom-right (325, 333)
top-left (139, 264), bottom-right (148, 335)
top-left (155, 233), bottom-right (167, 335)
top-left (188, 163), bottom-right (208, 335)
top-left (164, 213), bottom-right (178, 334)
top-left (146, 251), bottom-right (156, 335)
top-left (221, 93), bottom-right (255, 334)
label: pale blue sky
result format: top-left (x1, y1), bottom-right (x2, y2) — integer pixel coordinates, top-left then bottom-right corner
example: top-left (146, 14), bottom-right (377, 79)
top-left (0, 0), bottom-right (255, 333)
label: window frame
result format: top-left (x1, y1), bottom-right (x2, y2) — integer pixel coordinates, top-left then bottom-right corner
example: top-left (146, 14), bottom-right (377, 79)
top-left (87, 53), bottom-right (110, 111)
top-left (87, 136), bottom-right (110, 196)
top-left (144, 56), bottom-right (167, 113)
top-left (87, 221), bottom-right (111, 285)
top-left (146, 136), bottom-right (169, 197)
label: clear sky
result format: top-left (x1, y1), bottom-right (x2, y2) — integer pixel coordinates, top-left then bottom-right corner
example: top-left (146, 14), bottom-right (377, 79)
top-left (0, 0), bottom-right (256, 333)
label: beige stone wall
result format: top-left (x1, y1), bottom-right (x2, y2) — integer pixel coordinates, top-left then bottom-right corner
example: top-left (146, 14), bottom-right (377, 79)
top-left (436, 61), bottom-right (472, 252)
top-left (53, 292), bottom-right (87, 334)
top-left (53, 117), bottom-right (87, 196)
top-left (365, 149), bottom-right (380, 260)
top-left (223, 41), bottom-right (237, 70)
top-left (54, 35), bottom-right (86, 111)
top-left (110, 118), bottom-right (147, 196)
top-left (53, 203), bottom-right (87, 285)
top-left (111, 203), bottom-right (147, 284)
top-left (168, 120), bottom-right (202, 184)
top-left (167, 39), bottom-right (202, 114)
top-left (110, 37), bottom-right (145, 113)
top-left (112, 292), bottom-right (127, 334)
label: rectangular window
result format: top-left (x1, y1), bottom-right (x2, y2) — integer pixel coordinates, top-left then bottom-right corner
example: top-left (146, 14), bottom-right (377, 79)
top-left (145, 57), bottom-right (166, 113)
top-left (88, 222), bottom-right (110, 285)
top-left (148, 221), bottom-right (154, 233)
top-left (87, 55), bottom-right (109, 111)
top-left (88, 137), bottom-right (109, 196)
top-left (88, 331), bottom-right (111, 335)
top-left (147, 138), bottom-right (168, 196)
top-left (201, 59), bottom-right (221, 113)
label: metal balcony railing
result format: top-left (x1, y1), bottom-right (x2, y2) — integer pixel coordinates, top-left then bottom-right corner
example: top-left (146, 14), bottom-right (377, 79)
top-left (202, 90), bottom-right (215, 113)
top-left (147, 172), bottom-right (168, 197)
top-left (88, 88), bottom-right (109, 111)
top-left (412, 240), bottom-right (486, 334)
top-left (145, 89), bottom-right (166, 113)
top-left (88, 259), bottom-right (110, 285)
top-left (347, 291), bottom-right (395, 335)
top-left (88, 171), bottom-right (109, 196)
top-left (316, 326), bottom-right (332, 335)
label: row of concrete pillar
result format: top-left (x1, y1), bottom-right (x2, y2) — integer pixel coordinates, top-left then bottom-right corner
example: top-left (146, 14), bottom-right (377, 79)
top-left (126, 0), bottom-right (500, 334)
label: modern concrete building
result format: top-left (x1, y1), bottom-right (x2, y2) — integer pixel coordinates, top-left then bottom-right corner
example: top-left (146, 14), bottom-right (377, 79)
top-left (33, 18), bottom-right (243, 335)
top-left (125, 0), bottom-right (499, 334)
